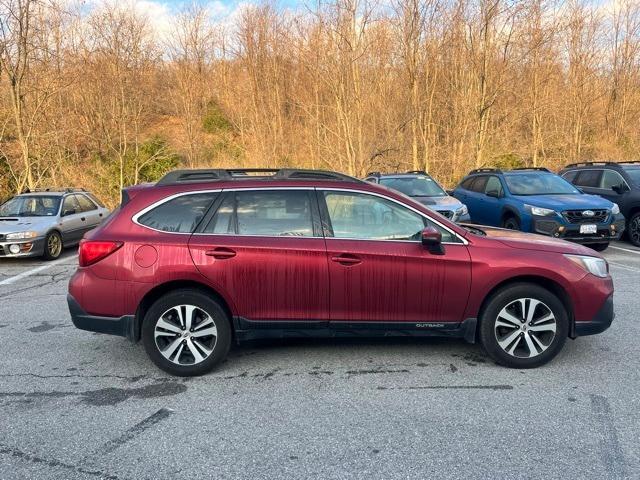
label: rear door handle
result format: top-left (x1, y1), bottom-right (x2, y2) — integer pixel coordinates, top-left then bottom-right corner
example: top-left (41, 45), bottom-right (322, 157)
top-left (331, 254), bottom-right (361, 265)
top-left (205, 247), bottom-right (236, 259)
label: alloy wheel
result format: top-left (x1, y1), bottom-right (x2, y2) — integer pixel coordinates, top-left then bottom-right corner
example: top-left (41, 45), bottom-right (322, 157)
top-left (494, 298), bottom-right (557, 359)
top-left (630, 215), bottom-right (640, 246)
top-left (48, 234), bottom-right (62, 257)
top-left (154, 305), bottom-right (218, 365)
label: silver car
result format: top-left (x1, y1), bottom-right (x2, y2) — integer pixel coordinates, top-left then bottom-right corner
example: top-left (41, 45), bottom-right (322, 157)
top-left (365, 171), bottom-right (471, 222)
top-left (0, 189), bottom-right (109, 260)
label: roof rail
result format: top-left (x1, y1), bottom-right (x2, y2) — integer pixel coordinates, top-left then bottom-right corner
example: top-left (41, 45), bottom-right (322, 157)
top-left (365, 171), bottom-right (381, 178)
top-left (511, 167), bottom-right (551, 172)
top-left (469, 168), bottom-right (502, 175)
top-left (406, 170), bottom-right (428, 175)
top-left (156, 168), bottom-right (362, 186)
top-left (563, 161), bottom-right (618, 168)
top-left (22, 187), bottom-right (86, 194)
top-left (619, 161), bottom-right (640, 165)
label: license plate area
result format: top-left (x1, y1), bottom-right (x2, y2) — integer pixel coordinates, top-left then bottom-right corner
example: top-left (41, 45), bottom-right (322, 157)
top-left (579, 224), bottom-right (597, 234)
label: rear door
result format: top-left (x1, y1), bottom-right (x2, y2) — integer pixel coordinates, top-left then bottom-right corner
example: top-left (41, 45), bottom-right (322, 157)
top-left (189, 188), bottom-right (330, 323)
top-left (573, 169), bottom-right (603, 195)
top-left (463, 176), bottom-right (488, 224)
top-left (319, 189), bottom-right (471, 324)
top-left (476, 175), bottom-right (504, 226)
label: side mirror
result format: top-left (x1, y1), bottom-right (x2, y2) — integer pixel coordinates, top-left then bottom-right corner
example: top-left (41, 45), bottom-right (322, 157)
top-left (486, 189), bottom-right (501, 198)
top-left (63, 208), bottom-right (76, 217)
top-left (421, 226), bottom-right (445, 255)
top-left (611, 184), bottom-right (628, 194)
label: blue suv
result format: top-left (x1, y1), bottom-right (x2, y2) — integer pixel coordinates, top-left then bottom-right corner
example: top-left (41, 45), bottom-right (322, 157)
top-left (452, 167), bottom-right (626, 251)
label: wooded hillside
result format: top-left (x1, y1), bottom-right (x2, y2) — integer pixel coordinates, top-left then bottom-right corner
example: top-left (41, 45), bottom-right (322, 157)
top-left (2, 0), bottom-right (640, 205)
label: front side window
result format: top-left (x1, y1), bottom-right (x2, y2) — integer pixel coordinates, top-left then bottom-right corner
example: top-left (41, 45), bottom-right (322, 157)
top-left (137, 193), bottom-right (217, 233)
top-left (62, 195), bottom-right (81, 215)
top-left (323, 191), bottom-right (457, 242)
top-left (600, 170), bottom-right (627, 190)
top-left (484, 176), bottom-right (503, 196)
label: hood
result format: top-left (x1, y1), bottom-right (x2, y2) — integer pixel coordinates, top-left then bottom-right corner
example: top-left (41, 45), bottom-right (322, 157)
top-left (476, 225), bottom-right (598, 255)
top-left (512, 193), bottom-right (613, 210)
top-left (0, 217), bottom-right (51, 234)
top-left (412, 195), bottom-right (462, 209)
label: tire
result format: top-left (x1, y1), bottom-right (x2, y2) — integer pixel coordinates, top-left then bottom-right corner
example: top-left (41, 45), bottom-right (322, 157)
top-left (589, 242), bottom-right (609, 252)
top-left (42, 230), bottom-right (63, 260)
top-left (478, 283), bottom-right (569, 369)
top-left (142, 289), bottom-right (232, 376)
top-left (502, 215), bottom-right (521, 231)
top-left (628, 212), bottom-right (640, 247)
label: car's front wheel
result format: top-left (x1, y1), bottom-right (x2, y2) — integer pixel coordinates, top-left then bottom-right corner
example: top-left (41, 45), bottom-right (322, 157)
top-left (628, 212), bottom-right (640, 247)
top-left (502, 216), bottom-right (520, 231)
top-left (479, 283), bottom-right (568, 368)
top-left (142, 289), bottom-right (231, 376)
top-left (42, 230), bottom-right (63, 260)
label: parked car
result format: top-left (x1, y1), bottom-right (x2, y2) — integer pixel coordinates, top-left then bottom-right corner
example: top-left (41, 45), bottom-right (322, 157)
top-left (365, 170), bottom-right (470, 222)
top-left (0, 188), bottom-right (109, 260)
top-left (560, 161), bottom-right (640, 247)
top-left (68, 168), bottom-right (614, 376)
top-left (452, 167), bottom-right (625, 251)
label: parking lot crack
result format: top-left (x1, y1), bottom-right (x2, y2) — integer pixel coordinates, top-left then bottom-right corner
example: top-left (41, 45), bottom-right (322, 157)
top-left (590, 394), bottom-right (627, 479)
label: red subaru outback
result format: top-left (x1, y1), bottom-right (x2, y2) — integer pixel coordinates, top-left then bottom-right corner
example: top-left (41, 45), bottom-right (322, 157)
top-left (68, 169), bottom-right (614, 376)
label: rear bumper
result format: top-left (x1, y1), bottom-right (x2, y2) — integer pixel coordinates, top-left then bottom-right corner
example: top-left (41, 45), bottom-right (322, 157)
top-left (68, 294), bottom-right (137, 341)
top-left (572, 294), bottom-right (614, 338)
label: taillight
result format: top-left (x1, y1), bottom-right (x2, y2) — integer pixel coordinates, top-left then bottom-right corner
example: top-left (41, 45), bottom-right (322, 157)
top-left (79, 240), bottom-right (123, 267)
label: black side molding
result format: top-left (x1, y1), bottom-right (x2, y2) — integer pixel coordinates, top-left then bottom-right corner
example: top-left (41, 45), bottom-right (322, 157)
top-left (233, 317), bottom-right (477, 344)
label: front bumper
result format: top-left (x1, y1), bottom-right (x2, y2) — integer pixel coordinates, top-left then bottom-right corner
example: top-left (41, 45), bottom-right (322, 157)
top-left (0, 238), bottom-right (45, 257)
top-left (433, 208), bottom-right (470, 223)
top-left (572, 294), bottom-right (614, 337)
top-left (68, 294), bottom-right (137, 341)
top-left (532, 214), bottom-right (625, 244)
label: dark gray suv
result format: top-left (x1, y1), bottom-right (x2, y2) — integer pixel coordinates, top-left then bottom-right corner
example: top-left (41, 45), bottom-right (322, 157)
top-left (0, 188), bottom-right (109, 259)
top-left (560, 162), bottom-right (640, 247)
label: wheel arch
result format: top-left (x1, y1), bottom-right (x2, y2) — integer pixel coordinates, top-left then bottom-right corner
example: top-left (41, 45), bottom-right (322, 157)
top-left (133, 279), bottom-right (234, 343)
top-left (501, 205), bottom-right (520, 223)
top-left (477, 275), bottom-right (575, 339)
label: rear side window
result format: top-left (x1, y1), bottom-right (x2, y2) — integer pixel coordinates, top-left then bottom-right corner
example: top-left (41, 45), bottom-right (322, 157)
top-left (75, 194), bottom-right (97, 212)
top-left (137, 193), bottom-right (217, 233)
top-left (574, 170), bottom-right (602, 187)
top-left (204, 190), bottom-right (315, 237)
top-left (469, 176), bottom-right (488, 193)
top-left (562, 170), bottom-right (578, 183)
top-left (460, 177), bottom-right (474, 190)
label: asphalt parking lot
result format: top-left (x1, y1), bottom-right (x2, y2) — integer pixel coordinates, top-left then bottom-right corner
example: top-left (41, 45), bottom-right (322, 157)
top-left (0, 243), bottom-right (639, 480)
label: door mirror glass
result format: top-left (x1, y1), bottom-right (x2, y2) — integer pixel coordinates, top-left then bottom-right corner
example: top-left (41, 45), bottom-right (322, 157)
top-left (611, 183), bottom-right (628, 194)
top-left (421, 226), bottom-right (444, 254)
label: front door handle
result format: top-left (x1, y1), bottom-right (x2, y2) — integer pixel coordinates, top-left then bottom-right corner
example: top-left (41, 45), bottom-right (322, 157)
top-left (331, 254), bottom-right (362, 265)
top-left (81, 217), bottom-right (86, 221)
top-left (205, 247), bottom-right (236, 259)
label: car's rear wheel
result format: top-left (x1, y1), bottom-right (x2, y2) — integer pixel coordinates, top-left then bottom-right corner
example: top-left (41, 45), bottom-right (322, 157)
top-left (142, 289), bottom-right (231, 376)
top-left (479, 283), bottom-right (568, 368)
top-left (42, 231), bottom-right (63, 260)
top-left (628, 212), bottom-right (640, 247)
top-left (589, 242), bottom-right (609, 252)
top-left (502, 215), bottom-right (520, 231)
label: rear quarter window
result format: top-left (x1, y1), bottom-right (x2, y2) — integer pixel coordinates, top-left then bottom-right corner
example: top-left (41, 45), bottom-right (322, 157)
top-left (136, 193), bottom-right (218, 233)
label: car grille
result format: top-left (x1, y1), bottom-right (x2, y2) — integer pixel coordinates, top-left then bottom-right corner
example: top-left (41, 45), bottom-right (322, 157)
top-left (439, 210), bottom-right (454, 219)
top-left (562, 209), bottom-right (609, 224)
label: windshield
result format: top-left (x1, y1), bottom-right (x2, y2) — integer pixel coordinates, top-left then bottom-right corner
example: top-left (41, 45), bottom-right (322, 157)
top-left (624, 168), bottom-right (640, 187)
top-left (504, 173), bottom-right (580, 196)
top-left (0, 195), bottom-right (61, 217)
top-left (380, 176), bottom-right (447, 197)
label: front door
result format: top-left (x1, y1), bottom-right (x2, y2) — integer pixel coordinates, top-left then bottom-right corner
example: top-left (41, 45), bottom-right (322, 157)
top-left (189, 189), bottom-right (330, 322)
top-left (59, 195), bottom-right (87, 244)
top-left (319, 189), bottom-right (471, 324)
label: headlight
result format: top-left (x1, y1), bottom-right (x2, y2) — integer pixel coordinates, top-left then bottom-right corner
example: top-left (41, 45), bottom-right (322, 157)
top-left (526, 204), bottom-right (556, 216)
top-left (457, 205), bottom-right (468, 216)
top-left (564, 254), bottom-right (609, 278)
top-left (611, 203), bottom-right (620, 215)
top-left (5, 231), bottom-right (38, 240)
